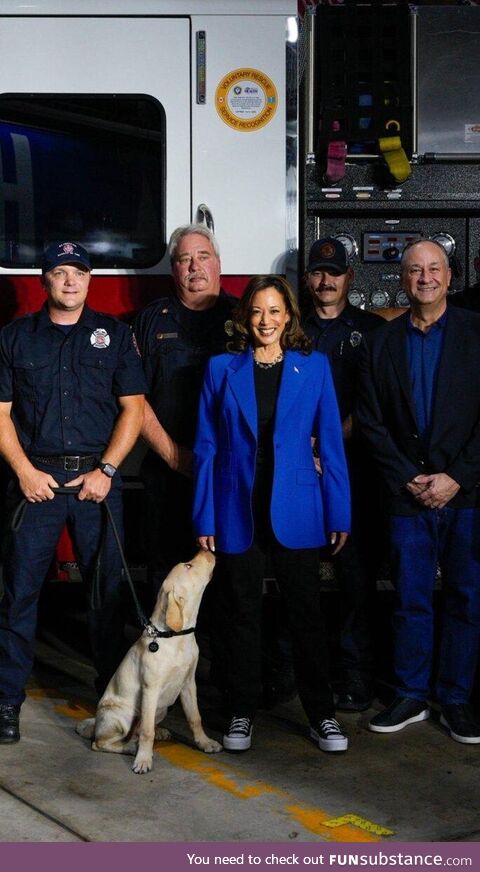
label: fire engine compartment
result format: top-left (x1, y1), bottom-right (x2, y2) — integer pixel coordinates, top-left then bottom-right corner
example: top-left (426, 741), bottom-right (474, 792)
top-left (302, 4), bottom-right (480, 308)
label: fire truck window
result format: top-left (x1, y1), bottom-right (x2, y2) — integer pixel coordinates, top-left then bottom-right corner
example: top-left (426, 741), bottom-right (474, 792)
top-left (0, 95), bottom-right (166, 269)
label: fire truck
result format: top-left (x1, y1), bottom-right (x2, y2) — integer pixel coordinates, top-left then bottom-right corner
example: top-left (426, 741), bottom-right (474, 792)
top-left (1, 1), bottom-right (479, 312)
top-left (0, 0), bottom-right (479, 574)
top-left (0, 0), bottom-right (297, 319)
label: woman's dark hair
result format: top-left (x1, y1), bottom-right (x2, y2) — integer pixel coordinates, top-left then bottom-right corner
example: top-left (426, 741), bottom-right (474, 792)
top-left (228, 275), bottom-right (312, 355)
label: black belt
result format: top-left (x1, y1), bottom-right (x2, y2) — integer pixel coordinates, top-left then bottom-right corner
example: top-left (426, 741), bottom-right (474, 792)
top-left (30, 454), bottom-right (98, 472)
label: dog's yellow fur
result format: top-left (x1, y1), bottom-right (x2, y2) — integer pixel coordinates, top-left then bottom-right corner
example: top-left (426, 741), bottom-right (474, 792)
top-left (76, 550), bottom-right (221, 773)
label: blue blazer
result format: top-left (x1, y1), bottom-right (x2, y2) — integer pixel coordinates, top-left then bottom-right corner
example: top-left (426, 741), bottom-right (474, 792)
top-left (193, 348), bottom-right (351, 554)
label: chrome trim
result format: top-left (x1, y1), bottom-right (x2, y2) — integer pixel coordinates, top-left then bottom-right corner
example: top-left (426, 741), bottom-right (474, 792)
top-left (286, 15), bottom-right (298, 289)
top-left (411, 6), bottom-right (417, 155)
top-left (305, 7), bottom-right (315, 163)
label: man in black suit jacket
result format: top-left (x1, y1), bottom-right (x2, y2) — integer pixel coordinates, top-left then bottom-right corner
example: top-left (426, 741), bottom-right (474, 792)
top-left (357, 239), bottom-right (480, 744)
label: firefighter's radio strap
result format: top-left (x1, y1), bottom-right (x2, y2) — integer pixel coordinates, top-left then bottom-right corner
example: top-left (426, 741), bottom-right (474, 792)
top-left (10, 486), bottom-right (150, 631)
top-left (378, 133), bottom-right (411, 183)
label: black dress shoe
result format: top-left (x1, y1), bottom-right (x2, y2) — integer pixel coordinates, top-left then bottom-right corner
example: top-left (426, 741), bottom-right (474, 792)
top-left (369, 696), bottom-right (429, 733)
top-left (336, 681), bottom-right (373, 713)
top-left (440, 704), bottom-right (480, 745)
top-left (0, 703), bottom-right (20, 744)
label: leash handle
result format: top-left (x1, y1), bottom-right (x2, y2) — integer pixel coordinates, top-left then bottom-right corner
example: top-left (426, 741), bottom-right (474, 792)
top-left (9, 487), bottom-right (148, 628)
top-left (10, 486), bottom-right (81, 533)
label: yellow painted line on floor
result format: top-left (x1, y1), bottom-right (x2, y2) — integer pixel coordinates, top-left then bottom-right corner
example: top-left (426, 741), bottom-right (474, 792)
top-left (28, 688), bottom-right (95, 720)
top-left (273, 805), bottom-right (380, 843)
top-left (156, 744), bottom-right (385, 842)
top-left (157, 742), bottom-right (280, 800)
top-left (28, 688), bottom-right (393, 842)
top-left (323, 814), bottom-right (394, 837)
top-left (54, 700), bottom-right (96, 720)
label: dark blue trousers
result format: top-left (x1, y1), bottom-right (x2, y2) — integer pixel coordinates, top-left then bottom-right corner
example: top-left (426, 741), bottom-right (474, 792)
top-left (390, 507), bottom-right (480, 705)
top-left (0, 471), bottom-right (127, 705)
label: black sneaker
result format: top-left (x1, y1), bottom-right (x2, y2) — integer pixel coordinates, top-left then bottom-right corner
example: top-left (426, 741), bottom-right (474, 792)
top-left (336, 679), bottom-right (373, 713)
top-left (369, 696), bottom-right (429, 733)
top-left (0, 703), bottom-right (20, 744)
top-left (440, 704), bottom-right (480, 745)
top-left (310, 718), bottom-right (348, 752)
top-left (223, 716), bottom-right (253, 752)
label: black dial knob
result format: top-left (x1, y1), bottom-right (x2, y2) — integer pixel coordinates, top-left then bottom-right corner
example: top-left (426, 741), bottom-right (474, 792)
top-left (383, 246), bottom-right (399, 261)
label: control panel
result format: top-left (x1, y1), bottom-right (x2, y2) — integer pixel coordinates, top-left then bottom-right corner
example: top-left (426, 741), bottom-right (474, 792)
top-left (308, 216), bottom-right (468, 310)
top-left (362, 231), bottom-right (421, 264)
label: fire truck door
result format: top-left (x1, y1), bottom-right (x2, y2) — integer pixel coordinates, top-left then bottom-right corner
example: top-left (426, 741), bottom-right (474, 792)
top-left (0, 15), bottom-right (191, 272)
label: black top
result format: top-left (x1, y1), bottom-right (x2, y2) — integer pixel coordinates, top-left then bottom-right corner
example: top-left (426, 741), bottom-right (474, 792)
top-left (254, 357), bottom-right (284, 464)
top-left (252, 357), bottom-right (284, 538)
top-left (133, 291), bottom-right (235, 446)
top-left (0, 304), bottom-right (147, 456)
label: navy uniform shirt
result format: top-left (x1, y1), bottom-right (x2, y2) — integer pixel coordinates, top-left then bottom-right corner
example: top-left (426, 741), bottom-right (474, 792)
top-left (0, 304), bottom-right (147, 456)
top-left (133, 291), bottom-right (235, 447)
top-left (303, 303), bottom-right (383, 421)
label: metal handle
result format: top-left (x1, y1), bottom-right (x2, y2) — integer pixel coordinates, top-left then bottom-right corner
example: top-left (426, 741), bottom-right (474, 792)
top-left (305, 7), bottom-right (316, 164)
top-left (196, 204), bottom-right (215, 232)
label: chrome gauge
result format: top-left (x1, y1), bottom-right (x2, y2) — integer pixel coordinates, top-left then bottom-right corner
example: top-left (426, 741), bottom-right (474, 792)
top-left (395, 289), bottom-right (410, 308)
top-left (333, 233), bottom-right (358, 261)
top-left (370, 289), bottom-right (390, 308)
top-left (348, 289), bottom-right (366, 308)
top-left (430, 233), bottom-right (456, 257)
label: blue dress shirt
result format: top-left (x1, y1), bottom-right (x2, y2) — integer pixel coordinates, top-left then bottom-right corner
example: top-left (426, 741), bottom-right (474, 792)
top-left (407, 309), bottom-right (447, 443)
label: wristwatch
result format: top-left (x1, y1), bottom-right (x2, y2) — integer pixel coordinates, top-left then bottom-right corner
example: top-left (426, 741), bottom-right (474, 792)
top-left (98, 460), bottom-right (117, 478)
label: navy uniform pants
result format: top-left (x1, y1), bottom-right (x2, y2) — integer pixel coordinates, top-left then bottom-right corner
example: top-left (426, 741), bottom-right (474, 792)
top-left (0, 468), bottom-right (127, 705)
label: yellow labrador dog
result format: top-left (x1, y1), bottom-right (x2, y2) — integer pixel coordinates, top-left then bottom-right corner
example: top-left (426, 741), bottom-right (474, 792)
top-left (76, 550), bottom-right (222, 773)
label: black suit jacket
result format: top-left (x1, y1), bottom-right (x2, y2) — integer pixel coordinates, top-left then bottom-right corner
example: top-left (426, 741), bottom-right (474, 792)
top-left (357, 307), bottom-right (480, 514)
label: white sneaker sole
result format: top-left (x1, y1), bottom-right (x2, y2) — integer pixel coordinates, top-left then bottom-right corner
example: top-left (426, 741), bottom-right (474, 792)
top-left (223, 733), bottom-right (252, 751)
top-left (309, 727), bottom-right (348, 752)
top-left (369, 708), bottom-right (430, 733)
top-left (439, 714), bottom-right (480, 744)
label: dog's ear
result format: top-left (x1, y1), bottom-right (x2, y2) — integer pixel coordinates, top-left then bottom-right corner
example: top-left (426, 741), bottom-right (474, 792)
top-left (166, 590), bottom-right (184, 632)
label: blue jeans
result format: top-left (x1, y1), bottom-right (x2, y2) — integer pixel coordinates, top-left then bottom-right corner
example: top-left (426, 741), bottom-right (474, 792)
top-left (0, 470), bottom-right (127, 705)
top-left (390, 507), bottom-right (480, 705)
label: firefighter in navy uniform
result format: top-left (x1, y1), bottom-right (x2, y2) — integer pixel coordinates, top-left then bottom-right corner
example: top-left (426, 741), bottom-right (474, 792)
top-left (302, 237), bottom-right (384, 712)
top-left (133, 224), bottom-right (235, 595)
top-left (0, 242), bottom-right (146, 744)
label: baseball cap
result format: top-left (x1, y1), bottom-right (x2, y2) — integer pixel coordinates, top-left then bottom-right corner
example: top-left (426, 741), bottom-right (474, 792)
top-left (306, 237), bottom-right (349, 276)
top-left (42, 241), bottom-right (91, 274)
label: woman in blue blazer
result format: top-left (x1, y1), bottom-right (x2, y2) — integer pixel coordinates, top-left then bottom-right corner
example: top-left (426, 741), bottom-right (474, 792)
top-left (193, 276), bottom-right (351, 753)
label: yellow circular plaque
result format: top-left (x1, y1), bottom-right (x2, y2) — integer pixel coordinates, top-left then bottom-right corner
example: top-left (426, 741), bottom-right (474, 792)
top-left (215, 68), bottom-right (278, 132)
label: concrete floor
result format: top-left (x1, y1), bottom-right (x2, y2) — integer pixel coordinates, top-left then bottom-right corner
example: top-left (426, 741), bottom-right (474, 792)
top-left (1, 610), bottom-right (479, 845)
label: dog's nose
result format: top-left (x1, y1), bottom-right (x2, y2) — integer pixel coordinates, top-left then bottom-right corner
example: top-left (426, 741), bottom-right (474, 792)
top-left (196, 549), bottom-right (215, 567)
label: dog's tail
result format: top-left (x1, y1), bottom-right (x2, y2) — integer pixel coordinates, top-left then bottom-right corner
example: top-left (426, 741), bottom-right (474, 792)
top-left (75, 717), bottom-right (96, 739)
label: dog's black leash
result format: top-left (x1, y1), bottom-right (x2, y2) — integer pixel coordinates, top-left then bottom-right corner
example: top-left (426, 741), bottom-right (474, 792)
top-left (10, 486), bottom-right (196, 651)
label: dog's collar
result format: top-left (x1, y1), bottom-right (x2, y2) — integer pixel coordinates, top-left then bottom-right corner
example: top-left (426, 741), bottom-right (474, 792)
top-left (143, 620), bottom-right (195, 640)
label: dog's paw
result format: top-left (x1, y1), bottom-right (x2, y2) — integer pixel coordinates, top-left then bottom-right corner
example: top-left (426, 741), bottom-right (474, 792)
top-left (132, 753), bottom-right (153, 774)
top-left (197, 737), bottom-right (223, 754)
top-left (154, 726), bottom-right (171, 741)
top-left (75, 718), bottom-right (96, 739)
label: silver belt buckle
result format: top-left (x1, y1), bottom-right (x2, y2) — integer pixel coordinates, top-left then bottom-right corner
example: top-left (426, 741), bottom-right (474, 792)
top-left (64, 455), bottom-right (80, 472)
